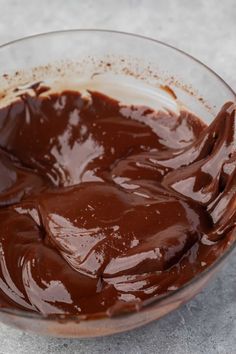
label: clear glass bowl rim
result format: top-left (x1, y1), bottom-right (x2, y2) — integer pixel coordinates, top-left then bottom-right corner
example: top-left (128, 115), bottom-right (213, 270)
top-left (0, 28), bottom-right (235, 321)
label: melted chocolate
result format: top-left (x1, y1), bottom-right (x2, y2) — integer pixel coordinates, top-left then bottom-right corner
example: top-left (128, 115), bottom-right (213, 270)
top-left (0, 85), bottom-right (235, 317)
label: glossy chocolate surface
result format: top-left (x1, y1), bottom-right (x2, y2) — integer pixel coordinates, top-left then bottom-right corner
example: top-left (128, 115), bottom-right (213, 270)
top-left (0, 85), bottom-right (235, 317)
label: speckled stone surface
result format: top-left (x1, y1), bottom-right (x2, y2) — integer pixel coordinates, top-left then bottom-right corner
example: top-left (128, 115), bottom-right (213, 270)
top-left (0, 0), bottom-right (235, 353)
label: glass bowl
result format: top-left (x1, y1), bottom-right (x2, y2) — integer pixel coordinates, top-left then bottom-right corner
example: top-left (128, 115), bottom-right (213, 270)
top-left (0, 30), bottom-right (235, 338)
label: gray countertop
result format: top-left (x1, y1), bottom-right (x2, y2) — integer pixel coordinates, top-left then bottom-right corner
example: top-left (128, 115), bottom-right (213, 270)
top-left (0, 0), bottom-right (235, 353)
